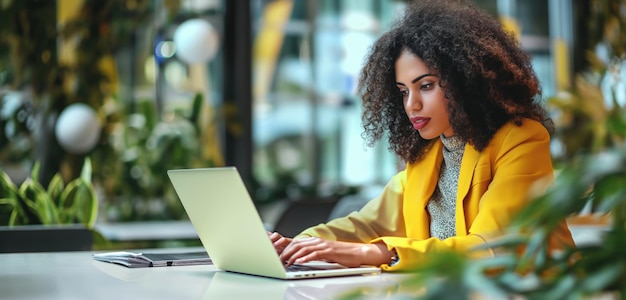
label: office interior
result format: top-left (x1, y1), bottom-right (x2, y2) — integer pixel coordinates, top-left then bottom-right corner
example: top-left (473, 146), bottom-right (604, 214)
top-left (0, 0), bottom-right (620, 252)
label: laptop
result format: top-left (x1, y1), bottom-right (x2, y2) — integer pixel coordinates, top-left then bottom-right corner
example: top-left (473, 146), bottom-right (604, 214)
top-left (167, 167), bottom-right (381, 280)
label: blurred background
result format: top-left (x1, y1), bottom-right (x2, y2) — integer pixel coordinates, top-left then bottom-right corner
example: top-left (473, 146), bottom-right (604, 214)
top-left (0, 0), bottom-right (623, 250)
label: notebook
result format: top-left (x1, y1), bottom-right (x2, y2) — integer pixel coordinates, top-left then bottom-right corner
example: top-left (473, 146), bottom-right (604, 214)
top-left (167, 167), bottom-right (381, 280)
top-left (93, 250), bottom-right (211, 268)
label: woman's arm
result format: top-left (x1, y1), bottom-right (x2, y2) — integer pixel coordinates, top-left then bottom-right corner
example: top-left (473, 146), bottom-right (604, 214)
top-left (278, 238), bottom-right (395, 267)
top-left (269, 172), bottom-right (406, 267)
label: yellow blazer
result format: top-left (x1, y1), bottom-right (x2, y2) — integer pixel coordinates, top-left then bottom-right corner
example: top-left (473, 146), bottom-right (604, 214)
top-left (297, 119), bottom-right (575, 271)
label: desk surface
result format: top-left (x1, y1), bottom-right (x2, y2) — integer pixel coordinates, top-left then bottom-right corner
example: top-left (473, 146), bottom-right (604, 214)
top-left (0, 247), bottom-right (414, 300)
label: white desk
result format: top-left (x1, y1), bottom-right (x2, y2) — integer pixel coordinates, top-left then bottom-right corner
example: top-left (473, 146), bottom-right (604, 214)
top-left (0, 248), bottom-right (414, 300)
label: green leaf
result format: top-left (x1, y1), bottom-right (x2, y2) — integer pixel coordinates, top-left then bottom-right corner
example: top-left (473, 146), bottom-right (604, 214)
top-left (35, 192), bottom-right (60, 225)
top-left (18, 179), bottom-right (42, 212)
top-left (0, 169), bottom-right (18, 198)
top-left (0, 168), bottom-right (28, 225)
top-left (498, 271), bottom-right (541, 293)
top-left (18, 178), bottom-right (60, 225)
top-left (30, 161), bottom-right (41, 184)
top-left (60, 178), bottom-right (98, 228)
top-left (579, 262), bottom-right (625, 293)
top-left (519, 229), bottom-right (548, 267)
top-left (58, 179), bottom-right (80, 221)
top-left (47, 173), bottom-right (65, 206)
top-left (592, 175), bottom-right (626, 213)
top-left (80, 157), bottom-right (93, 183)
top-left (78, 182), bottom-right (98, 228)
top-left (9, 210), bottom-right (19, 226)
top-left (59, 179), bottom-right (77, 209)
top-left (466, 256), bottom-right (519, 297)
top-left (1, 191), bottom-right (27, 226)
top-left (544, 273), bottom-right (577, 299)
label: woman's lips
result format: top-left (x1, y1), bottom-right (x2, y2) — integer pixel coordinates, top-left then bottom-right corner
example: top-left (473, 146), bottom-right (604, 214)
top-left (410, 117), bottom-right (430, 130)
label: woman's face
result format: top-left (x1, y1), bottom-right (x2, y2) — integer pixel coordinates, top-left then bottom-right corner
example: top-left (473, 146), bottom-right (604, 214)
top-left (395, 49), bottom-right (454, 139)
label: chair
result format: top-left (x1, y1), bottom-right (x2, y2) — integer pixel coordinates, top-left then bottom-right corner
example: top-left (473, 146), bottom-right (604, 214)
top-left (327, 194), bottom-right (370, 221)
top-left (272, 196), bottom-right (340, 238)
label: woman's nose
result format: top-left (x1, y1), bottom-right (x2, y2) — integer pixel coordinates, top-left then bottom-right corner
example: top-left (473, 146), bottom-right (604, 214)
top-left (405, 93), bottom-right (422, 111)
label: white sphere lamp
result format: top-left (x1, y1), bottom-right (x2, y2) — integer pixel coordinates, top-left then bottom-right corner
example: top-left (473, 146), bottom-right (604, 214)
top-left (55, 103), bottom-right (101, 154)
top-left (173, 18), bottom-right (220, 64)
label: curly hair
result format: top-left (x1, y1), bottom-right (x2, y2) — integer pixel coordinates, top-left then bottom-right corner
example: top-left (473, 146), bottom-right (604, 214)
top-left (357, 0), bottom-right (553, 163)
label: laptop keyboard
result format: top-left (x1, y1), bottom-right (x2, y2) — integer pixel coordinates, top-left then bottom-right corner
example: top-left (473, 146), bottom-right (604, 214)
top-left (286, 264), bottom-right (315, 271)
top-left (285, 264), bottom-right (342, 271)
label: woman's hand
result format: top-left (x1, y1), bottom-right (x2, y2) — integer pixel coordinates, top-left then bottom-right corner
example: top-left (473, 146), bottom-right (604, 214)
top-left (278, 237), bottom-right (393, 268)
top-left (268, 231), bottom-right (292, 254)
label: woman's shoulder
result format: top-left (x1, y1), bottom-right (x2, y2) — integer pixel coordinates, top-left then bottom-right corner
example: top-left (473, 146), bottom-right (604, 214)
top-left (499, 118), bottom-right (548, 134)
top-left (491, 118), bottom-right (550, 148)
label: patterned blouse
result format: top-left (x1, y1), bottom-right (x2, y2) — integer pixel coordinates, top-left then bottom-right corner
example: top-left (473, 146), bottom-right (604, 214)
top-left (426, 135), bottom-right (465, 240)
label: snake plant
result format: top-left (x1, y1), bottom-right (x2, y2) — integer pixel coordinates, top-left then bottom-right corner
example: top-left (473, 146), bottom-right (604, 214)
top-left (0, 158), bottom-right (98, 228)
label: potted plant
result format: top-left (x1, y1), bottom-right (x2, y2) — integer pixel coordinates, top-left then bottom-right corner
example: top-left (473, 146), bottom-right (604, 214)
top-left (0, 158), bottom-right (102, 252)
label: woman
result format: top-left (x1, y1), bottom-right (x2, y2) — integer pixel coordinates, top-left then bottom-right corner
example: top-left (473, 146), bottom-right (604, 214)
top-left (270, 0), bottom-right (574, 272)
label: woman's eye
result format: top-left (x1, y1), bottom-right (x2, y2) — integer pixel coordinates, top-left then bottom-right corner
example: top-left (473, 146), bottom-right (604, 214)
top-left (399, 90), bottom-right (409, 96)
top-left (421, 83), bottom-right (433, 90)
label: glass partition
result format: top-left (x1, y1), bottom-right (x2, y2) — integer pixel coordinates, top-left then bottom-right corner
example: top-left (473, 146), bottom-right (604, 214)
top-left (250, 0), bottom-right (404, 202)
